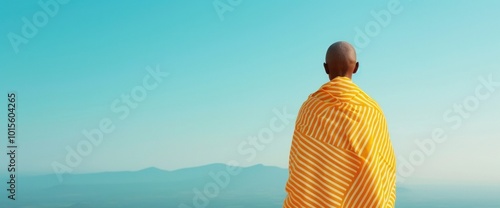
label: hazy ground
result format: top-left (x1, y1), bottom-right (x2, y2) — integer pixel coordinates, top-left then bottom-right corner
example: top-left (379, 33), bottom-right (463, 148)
top-left (1, 164), bottom-right (498, 208)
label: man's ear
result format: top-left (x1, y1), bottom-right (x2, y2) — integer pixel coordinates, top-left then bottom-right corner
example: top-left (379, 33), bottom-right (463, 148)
top-left (324, 63), bottom-right (329, 75)
top-left (353, 62), bottom-right (359, 74)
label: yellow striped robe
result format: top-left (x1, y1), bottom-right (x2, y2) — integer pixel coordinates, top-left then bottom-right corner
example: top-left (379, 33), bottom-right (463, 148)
top-left (283, 76), bottom-right (396, 208)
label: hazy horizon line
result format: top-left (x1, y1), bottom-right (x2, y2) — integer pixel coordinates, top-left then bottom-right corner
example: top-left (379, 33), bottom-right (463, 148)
top-left (1, 162), bottom-right (287, 177)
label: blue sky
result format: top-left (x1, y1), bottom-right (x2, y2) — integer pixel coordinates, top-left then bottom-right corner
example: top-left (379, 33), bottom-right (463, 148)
top-left (1, 0), bottom-right (499, 185)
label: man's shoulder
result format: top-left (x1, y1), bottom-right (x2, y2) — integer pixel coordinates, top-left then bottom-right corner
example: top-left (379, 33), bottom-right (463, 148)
top-left (351, 89), bottom-right (384, 112)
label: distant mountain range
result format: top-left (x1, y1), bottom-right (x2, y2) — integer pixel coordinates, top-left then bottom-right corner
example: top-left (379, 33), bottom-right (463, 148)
top-left (0, 164), bottom-right (289, 208)
top-left (1, 164), bottom-right (498, 208)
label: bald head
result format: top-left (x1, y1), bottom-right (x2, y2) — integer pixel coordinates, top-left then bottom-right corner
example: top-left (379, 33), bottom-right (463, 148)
top-left (323, 41), bottom-right (359, 80)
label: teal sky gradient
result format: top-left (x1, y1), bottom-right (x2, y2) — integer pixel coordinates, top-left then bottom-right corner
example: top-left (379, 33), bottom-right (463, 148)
top-left (1, 0), bottom-right (499, 185)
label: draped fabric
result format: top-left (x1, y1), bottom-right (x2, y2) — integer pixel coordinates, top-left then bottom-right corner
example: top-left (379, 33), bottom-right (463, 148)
top-left (283, 76), bottom-right (396, 208)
